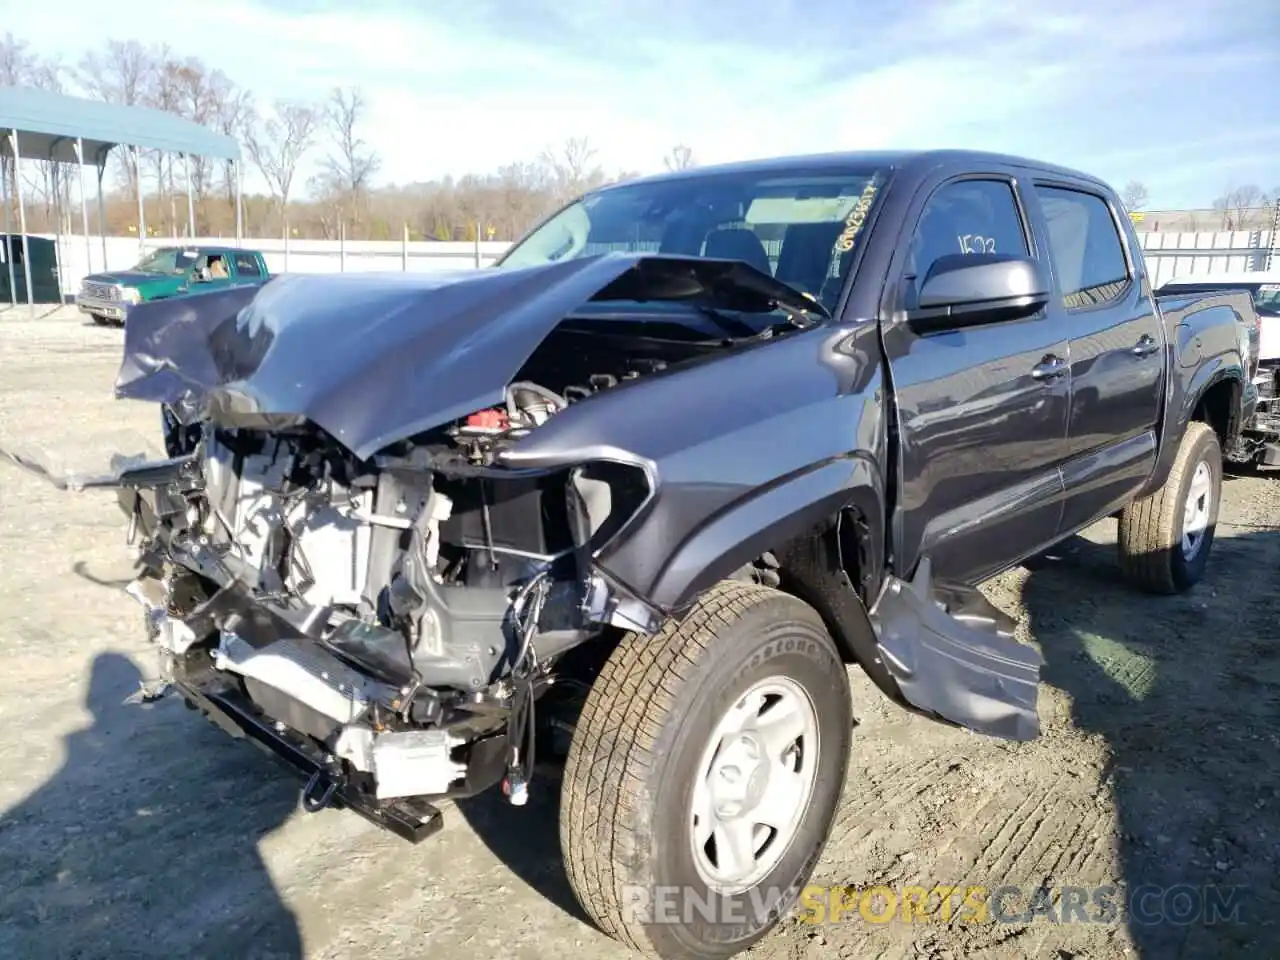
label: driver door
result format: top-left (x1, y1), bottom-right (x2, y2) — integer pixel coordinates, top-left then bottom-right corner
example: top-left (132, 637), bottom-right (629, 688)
top-left (881, 173), bottom-right (1071, 584)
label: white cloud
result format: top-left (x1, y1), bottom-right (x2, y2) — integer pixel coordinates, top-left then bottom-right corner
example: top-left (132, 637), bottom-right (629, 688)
top-left (5, 0), bottom-right (1277, 206)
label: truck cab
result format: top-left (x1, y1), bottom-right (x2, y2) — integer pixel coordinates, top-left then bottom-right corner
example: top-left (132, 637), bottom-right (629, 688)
top-left (76, 245), bottom-right (270, 326)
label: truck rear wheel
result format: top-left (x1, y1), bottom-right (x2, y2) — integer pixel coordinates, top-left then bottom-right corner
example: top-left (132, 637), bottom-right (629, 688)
top-left (1118, 420), bottom-right (1222, 594)
top-left (560, 581), bottom-right (851, 960)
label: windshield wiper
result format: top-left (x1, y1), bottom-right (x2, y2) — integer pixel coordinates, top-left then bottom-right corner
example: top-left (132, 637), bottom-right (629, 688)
top-left (776, 295), bottom-right (825, 329)
top-left (693, 298), bottom-right (825, 341)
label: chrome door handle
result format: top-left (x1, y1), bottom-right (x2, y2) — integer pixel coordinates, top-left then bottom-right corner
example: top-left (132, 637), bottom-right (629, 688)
top-left (1031, 356), bottom-right (1068, 381)
top-left (1131, 335), bottom-right (1159, 357)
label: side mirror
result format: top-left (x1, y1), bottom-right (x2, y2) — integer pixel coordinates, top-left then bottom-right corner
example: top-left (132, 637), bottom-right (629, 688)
top-left (908, 253), bottom-right (1050, 330)
top-left (193, 266), bottom-right (211, 283)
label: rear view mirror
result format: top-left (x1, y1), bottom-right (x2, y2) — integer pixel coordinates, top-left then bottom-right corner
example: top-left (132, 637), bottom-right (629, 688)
top-left (908, 253), bottom-right (1049, 329)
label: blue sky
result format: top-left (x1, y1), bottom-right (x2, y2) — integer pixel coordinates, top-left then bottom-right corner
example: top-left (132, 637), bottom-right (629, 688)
top-left (6, 0), bottom-right (1279, 207)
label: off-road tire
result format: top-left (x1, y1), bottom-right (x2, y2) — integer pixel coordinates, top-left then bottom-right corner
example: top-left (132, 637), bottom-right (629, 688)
top-left (560, 581), bottom-right (852, 960)
top-left (1118, 420), bottom-right (1222, 594)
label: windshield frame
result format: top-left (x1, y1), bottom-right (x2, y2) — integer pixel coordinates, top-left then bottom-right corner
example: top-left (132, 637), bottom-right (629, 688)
top-left (494, 163), bottom-right (893, 318)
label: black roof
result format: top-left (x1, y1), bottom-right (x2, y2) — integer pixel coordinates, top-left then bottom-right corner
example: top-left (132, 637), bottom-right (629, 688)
top-left (602, 149), bottom-right (1108, 193)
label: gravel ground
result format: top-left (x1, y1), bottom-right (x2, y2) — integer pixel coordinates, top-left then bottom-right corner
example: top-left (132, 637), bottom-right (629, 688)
top-left (1, 309), bottom-right (1278, 960)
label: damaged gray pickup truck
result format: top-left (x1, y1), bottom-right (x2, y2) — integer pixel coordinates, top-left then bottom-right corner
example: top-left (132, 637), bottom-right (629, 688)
top-left (12, 150), bottom-right (1261, 959)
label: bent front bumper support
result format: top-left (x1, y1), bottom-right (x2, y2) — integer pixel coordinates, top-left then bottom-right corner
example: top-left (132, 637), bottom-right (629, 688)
top-left (870, 558), bottom-right (1043, 742)
top-left (178, 678), bottom-right (445, 843)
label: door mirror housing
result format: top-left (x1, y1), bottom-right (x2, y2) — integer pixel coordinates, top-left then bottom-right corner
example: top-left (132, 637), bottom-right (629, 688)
top-left (908, 253), bottom-right (1050, 330)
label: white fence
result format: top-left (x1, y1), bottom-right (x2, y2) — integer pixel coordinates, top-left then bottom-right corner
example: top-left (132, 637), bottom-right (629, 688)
top-left (7, 228), bottom-right (1277, 302)
top-left (1136, 230), bottom-right (1276, 286)
top-left (41, 235), bottom-right (513, 296)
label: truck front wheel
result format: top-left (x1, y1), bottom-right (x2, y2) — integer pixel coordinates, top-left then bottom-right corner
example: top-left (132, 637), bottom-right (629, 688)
top-left (1118, 420), bottom-right (1222, 593)
top-left (560, 581), bottom-right (851, 960)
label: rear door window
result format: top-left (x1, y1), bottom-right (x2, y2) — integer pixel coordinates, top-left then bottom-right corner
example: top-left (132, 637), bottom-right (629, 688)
top-left (1034, 186), bottom-right (1131, 309)
top-left (232, 253), bottom-right (263, 277)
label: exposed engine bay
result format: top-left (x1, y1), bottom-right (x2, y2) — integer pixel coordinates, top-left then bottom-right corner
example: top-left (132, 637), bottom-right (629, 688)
top-left (2, 253), bottom-right (844, 839)
top-left (0, 242), bottom-right (1053, 868)
top-left (122, 303), bottom-right (772, 834)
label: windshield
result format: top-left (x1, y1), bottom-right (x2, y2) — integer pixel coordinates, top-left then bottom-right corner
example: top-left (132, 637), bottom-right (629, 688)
top-left (134, 247), bottom-right (198, 275)
top-left (498, 165), bottom-right (889, 313)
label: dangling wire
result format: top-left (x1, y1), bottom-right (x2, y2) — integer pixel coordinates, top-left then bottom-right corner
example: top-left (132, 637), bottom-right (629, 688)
top-left (506, 570), bottom-right (551, 790)
top-left (510, 569), bottom-right (551, 679)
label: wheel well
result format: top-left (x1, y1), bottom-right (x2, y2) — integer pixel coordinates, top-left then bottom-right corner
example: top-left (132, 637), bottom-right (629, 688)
top-left (754, 509), bottom-right (903, 703)
top-left (1192, 378), bottom-right (1240, 447)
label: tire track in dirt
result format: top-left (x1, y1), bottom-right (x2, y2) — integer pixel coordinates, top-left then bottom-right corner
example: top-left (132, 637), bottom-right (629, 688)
top-left (825, 752), bottom-right (960, 852)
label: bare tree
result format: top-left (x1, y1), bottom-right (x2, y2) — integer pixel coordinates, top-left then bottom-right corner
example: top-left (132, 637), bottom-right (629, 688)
top-left (0, 31), bottom-right (33, 84)
top-left (1, 31), bottom-right (60, 87)
top-left (1213, 184), bottom-right (1266, 231)
top-left (663, 144), bottom-right (696, 171)
top-left (1230, 185), bottom-right (1265, 227)
top-left (538, 136), bottom-right (605, 203)
top-left (215, 86), bottom-right (255, 220)
top-left (318, 86), bottom-right (381, 224)
top-left (1265, 187), bottom-right (1280, 226)
top-left (245, 101), bottom-right (321, 227)
top-left (77, 38), bottom-right (153, 104)
top-left (493, 161), bottom-right (555, 239)
top-left (146, 48), bottom-right (185, 234)
top-left (0, 32), bottom-right (68, 228)
top-left (78, 39), bottom-right (159, 200)
top-left (171, 57), bottom-right (239, 221)
top-left (1120, 180), bottom-right (1149, 213)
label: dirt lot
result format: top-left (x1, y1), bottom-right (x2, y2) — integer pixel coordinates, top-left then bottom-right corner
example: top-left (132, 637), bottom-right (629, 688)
top-left (1, 310), bottom-right (1277, 960)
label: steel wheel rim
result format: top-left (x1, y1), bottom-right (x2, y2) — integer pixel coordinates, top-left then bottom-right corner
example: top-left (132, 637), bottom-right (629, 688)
top-left (689, 675), bottom-right (821, 894)
top-left (1182, 459), bottom-right (1213, 560)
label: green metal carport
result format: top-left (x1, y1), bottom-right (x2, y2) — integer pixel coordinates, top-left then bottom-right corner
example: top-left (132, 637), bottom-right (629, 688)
top-left (0, 86), bottom-right (243, 314)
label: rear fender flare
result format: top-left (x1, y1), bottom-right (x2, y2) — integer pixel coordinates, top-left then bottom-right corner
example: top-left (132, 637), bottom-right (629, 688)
top-left (1141, 365), bottom-right (1243, 498)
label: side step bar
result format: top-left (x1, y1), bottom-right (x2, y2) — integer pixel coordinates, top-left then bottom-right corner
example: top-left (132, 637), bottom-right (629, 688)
top-left (869, 558), bottom-right (1043, 742)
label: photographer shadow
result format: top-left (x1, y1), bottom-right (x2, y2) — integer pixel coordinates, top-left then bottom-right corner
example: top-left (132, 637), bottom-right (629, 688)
top-left (0, 652), bottom-right (304, 960)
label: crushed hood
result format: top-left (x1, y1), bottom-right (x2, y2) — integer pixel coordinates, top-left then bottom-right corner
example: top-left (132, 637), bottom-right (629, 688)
top-left (115, 253), bottom-right (825, 461)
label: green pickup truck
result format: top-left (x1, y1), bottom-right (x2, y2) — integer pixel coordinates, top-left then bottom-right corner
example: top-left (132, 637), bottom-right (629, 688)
top-left (76, 245), bottom-right (270, 326)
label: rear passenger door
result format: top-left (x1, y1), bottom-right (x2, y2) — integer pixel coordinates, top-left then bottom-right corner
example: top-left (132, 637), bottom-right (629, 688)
top-left (1026, 184), bottom-right (1164, 532)
top-left (881, 174), bottom-right (1071, 585)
